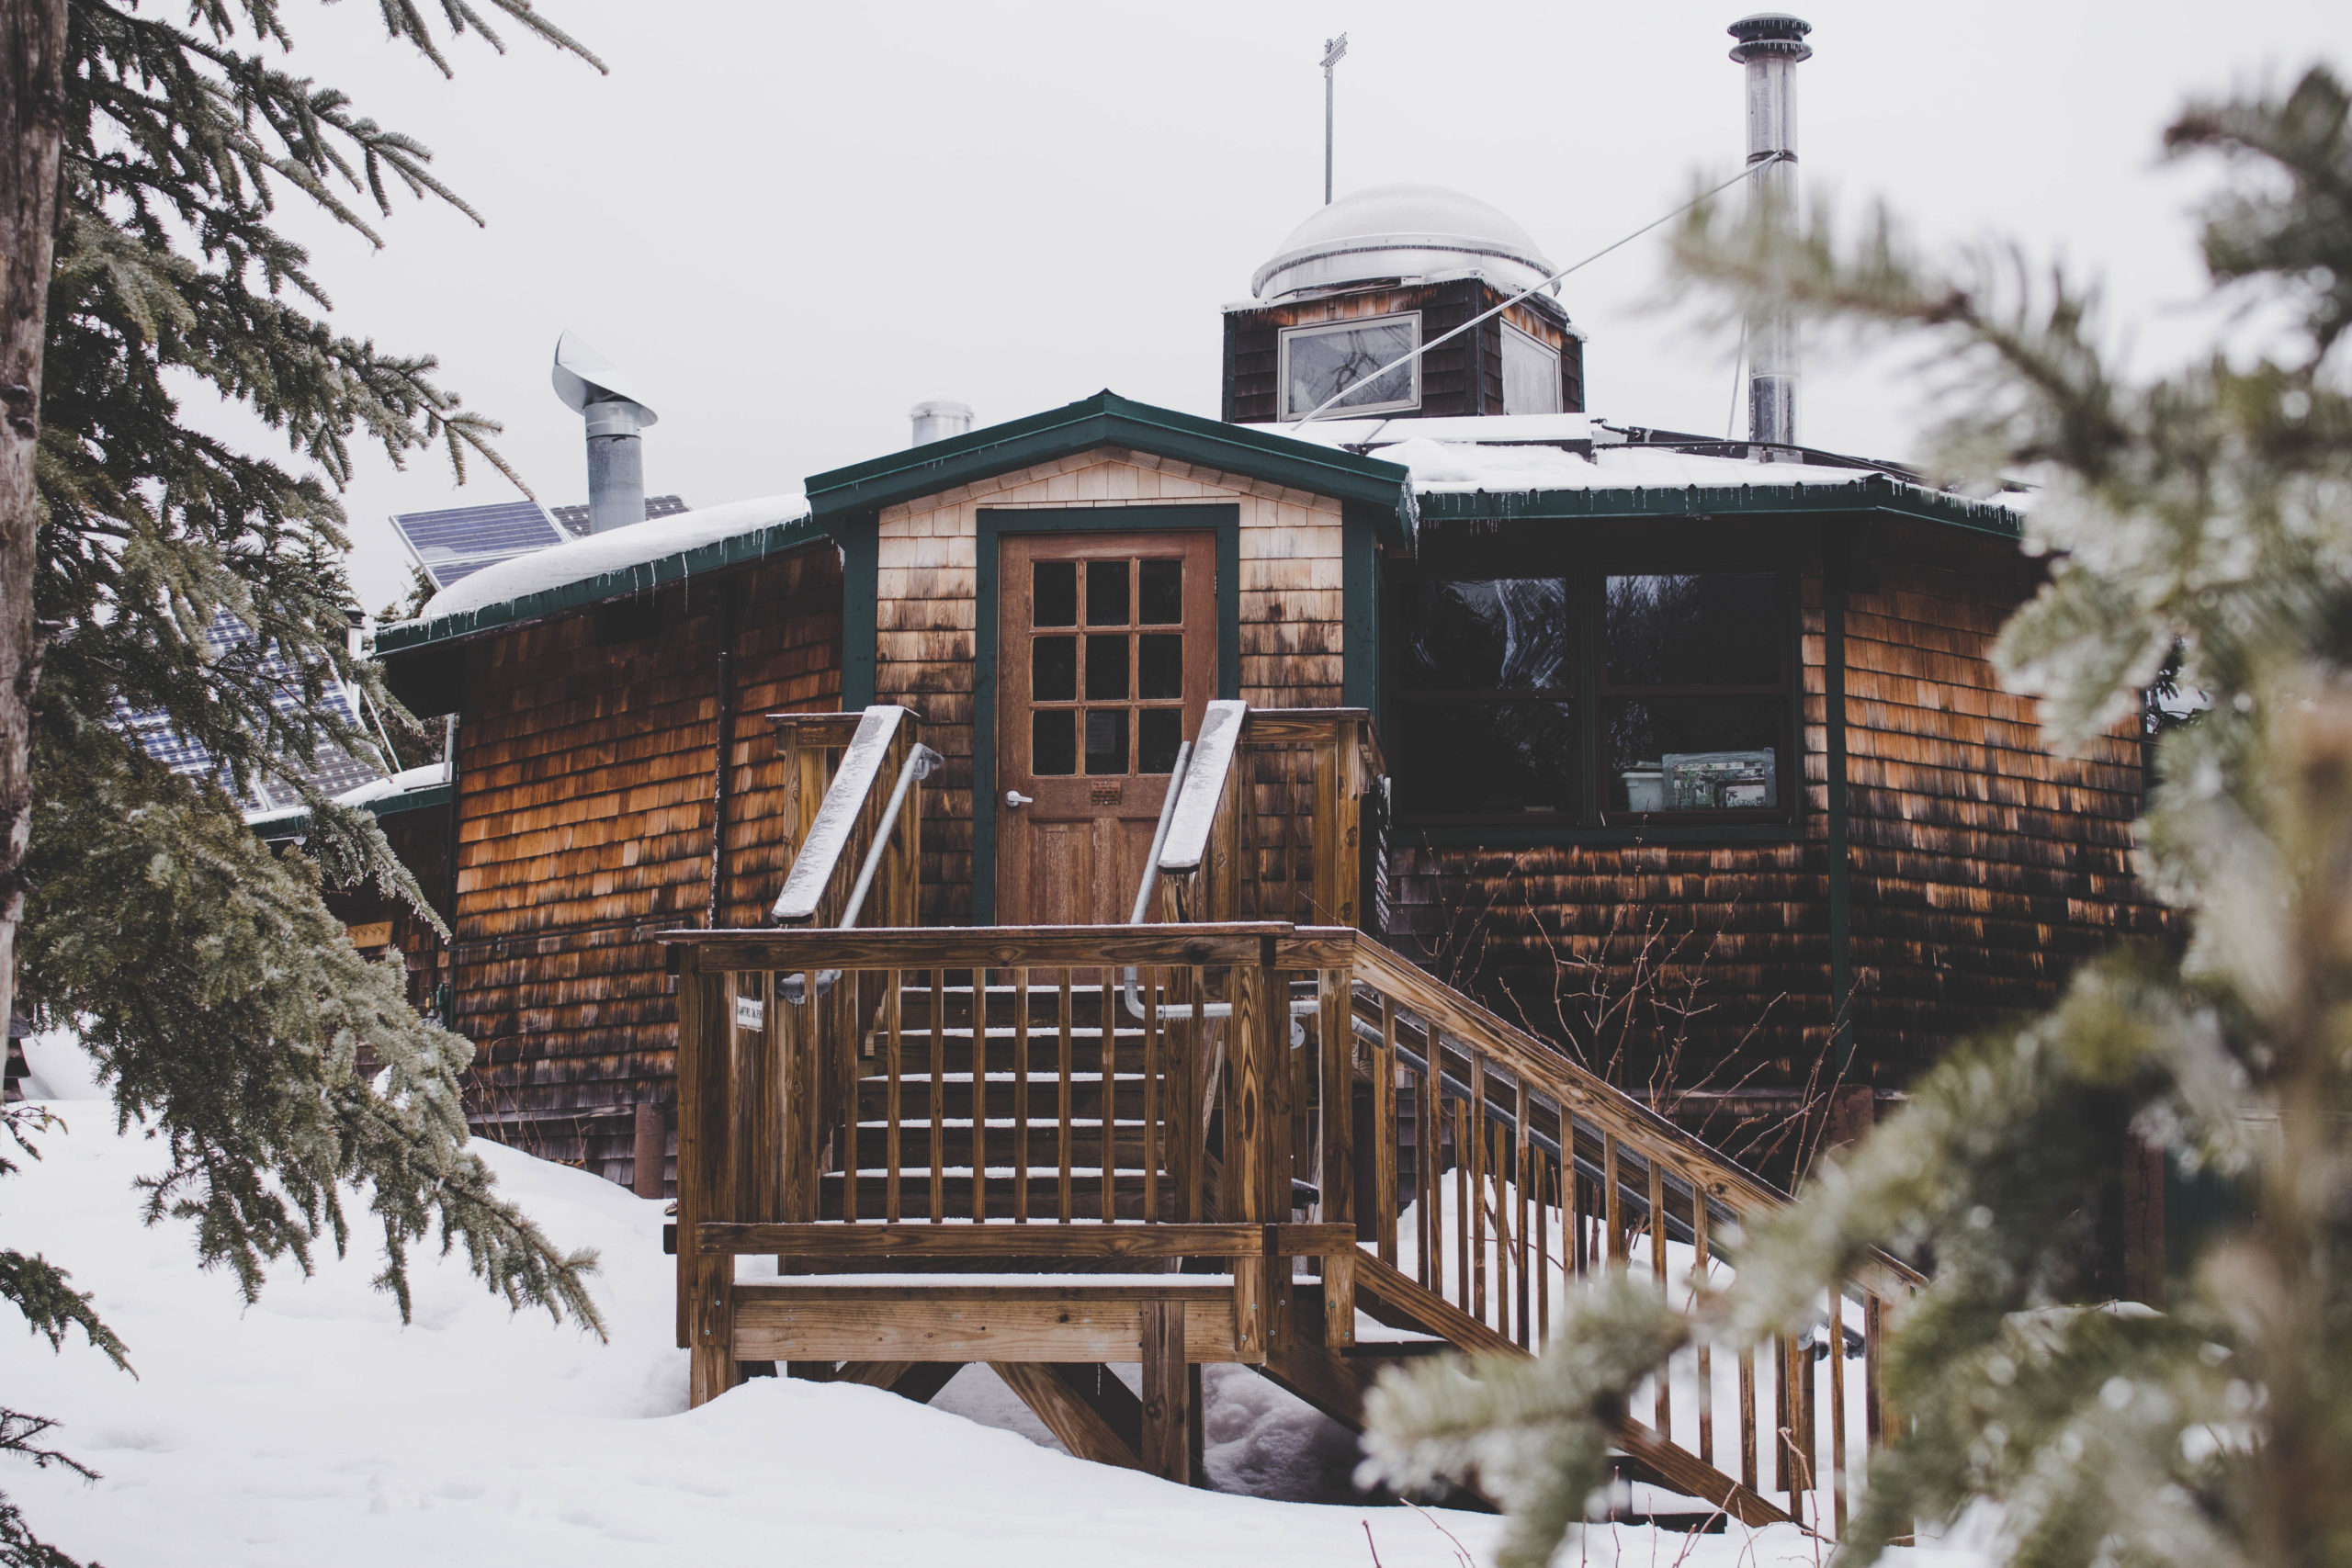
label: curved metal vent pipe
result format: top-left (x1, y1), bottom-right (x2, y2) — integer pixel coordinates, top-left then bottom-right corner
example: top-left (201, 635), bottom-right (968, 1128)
top-left (551, 332), bottom-right (661, 532)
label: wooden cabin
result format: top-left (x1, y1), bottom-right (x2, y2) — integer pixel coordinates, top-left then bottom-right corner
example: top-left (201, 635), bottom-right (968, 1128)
top-left (342, 179), bottom-right (2188, 1501)
top-left (363, 183), bottom-right (2176, 1199)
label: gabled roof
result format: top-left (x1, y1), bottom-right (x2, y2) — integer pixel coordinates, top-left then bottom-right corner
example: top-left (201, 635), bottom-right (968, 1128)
top-left (804, 390), bottom-right (1419, 544)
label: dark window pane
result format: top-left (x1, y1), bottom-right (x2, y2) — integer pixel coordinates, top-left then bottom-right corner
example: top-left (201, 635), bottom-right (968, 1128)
top-left (1394, 700), bottom-right (1578, 818)
top-left (1604, 574), bottom-right (1780, 687)
top-left (1606, 697), bottom-right (1780, 811)
top-left (1397, 580), bottom-right (1572, 692)
top-left (1034, 561), bottom-right (1077, 627)
top-left (1138, 559), bottom-right (1183, 624)
top-left (1085, 635), bottom-right (1129, 700)
top-left (1086, 559), bottom-right (1130, 626)
top-left (1137, 634), bottom-right (1183, 699)
top-left (1084, 709), bottom-right (1129, 775)
top-left (1139, 709), bottom-right (1182, 773)
top-left (1033, 710), bottom-right (1075, 775)
top-left (1032, 636), bottom-right (1076, 702)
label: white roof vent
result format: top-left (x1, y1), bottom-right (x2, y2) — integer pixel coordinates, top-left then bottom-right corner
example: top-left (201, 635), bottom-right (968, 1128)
top-left (1250, 184), bottom-right (1556, 301)
top-left (910, 400), bottom-right (974, 446)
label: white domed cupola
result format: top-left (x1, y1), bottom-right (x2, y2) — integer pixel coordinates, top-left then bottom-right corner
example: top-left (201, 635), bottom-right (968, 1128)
top-left (1251, 184), bottom-right (1559, 301)
top-left (1224, 184), bottom-right (1584, 424)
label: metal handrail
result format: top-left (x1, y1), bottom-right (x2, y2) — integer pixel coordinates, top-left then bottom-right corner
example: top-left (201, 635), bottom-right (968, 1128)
top-left (839, 741), bottom-right (942, 931)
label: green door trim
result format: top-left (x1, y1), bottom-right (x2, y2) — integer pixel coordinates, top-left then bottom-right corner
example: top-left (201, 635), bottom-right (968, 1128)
top-left (972, 503), bottom-right (1241, 926)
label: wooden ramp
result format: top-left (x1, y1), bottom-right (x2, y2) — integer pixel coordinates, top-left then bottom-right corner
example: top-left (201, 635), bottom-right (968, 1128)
top-left (662, 705), bottom-right (1918, 1528)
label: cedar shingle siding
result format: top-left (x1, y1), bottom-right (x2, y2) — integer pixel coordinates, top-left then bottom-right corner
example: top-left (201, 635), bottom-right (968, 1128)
top-left (1386, 525), bottom-right (2178, 1098)
top-left (443, 546), bottom-right (841, 1185)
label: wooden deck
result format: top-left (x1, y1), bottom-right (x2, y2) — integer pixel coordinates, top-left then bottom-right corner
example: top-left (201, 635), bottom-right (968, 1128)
top-left (662, 705), bottom-right (1918, 1523)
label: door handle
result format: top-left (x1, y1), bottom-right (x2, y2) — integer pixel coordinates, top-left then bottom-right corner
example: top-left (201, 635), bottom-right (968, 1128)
top-left (1004, 790), bottom-right (1034, 808)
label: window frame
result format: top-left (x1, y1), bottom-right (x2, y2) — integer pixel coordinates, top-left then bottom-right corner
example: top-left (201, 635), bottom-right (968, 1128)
top-left (1278, 311), bottom-right (1423, 420)
top-left (1387, 557), bottom-right (1804, 841)
top-left (1499, 321), bottom-right (1564, 416)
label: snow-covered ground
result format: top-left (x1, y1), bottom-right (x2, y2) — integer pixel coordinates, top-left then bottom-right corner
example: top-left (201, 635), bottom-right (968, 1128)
top-left (0, 1103), bottom-right (1988, 1567)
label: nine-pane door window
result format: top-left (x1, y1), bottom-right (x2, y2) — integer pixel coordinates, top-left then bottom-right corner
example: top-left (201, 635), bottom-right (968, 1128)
top-left (1028, 556), bottom-right (1189, 777)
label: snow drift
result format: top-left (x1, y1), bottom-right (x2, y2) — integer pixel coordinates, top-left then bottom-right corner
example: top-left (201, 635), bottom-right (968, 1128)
top-left (0, 1108), bottom-right (1985, 1567)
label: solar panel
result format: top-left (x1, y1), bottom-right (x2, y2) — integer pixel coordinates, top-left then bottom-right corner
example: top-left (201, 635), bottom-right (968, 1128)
top-left (117, 613), bottom-right (390, 814)
top-left (390, 499), bottom-right (570, 590)
top-left (549, 493), bottom-right (689, 536)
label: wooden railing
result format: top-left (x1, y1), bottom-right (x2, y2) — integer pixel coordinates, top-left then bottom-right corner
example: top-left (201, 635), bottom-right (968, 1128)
top-left (1156, 702), bottom-right (1382, 931)
top-left (1270, 924), bottom-right (1919, 1532)
top-left (665, 921), bottom-right (1359, 1404)
top-left (767, 705), bottom-right (933, 931)
top-left (668, 704), bottom-right (1909, 1532)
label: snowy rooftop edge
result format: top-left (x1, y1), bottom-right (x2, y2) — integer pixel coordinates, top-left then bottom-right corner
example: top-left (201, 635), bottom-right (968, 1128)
top-left (1249, 416), bottom-right (2031, 513)
top-left (380, 492), bottom-right (817, 653)
top-left (241, 761), bottom-right (450, 829)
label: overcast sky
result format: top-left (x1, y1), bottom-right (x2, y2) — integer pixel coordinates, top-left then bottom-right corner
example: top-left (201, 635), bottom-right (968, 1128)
top-left (189, 1), bottom-right (2351, 612)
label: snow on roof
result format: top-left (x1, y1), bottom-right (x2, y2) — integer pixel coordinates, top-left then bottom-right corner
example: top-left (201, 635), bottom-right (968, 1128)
top-left (1252, 183), bottom-right (1558, 301)
top-left (413, 491), bottom-right (813, 625)
top-left (334, 761), bottom-right (449, 807)
top-left (243, 761), bottom-right (449, 831)
top-left (1250, 415), bottom-right (2030, 511)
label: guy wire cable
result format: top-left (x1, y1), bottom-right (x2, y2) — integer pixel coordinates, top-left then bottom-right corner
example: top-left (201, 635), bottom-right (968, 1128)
top-left (1285, 152), bottom-right (1791, 430)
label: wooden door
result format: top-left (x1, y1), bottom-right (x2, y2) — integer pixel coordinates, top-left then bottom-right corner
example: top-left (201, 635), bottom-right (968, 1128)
top-left (997, 530), bottom-right (1218, 926)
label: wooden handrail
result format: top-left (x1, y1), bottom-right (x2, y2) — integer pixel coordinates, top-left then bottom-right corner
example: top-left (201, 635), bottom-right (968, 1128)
top-left (661, 921), bottom-right (1287, 970)
top-left (1325, 931), bottom-right (1793, 1218)
top-left (695, 1222), bottom-right (1353, 1258)
top-left (770, 705), bottom-right (920, 924)
top-left (1156, 699), bottom-right (1246, 876)
top-left (1285, 925), bottom-right (1925, 1292)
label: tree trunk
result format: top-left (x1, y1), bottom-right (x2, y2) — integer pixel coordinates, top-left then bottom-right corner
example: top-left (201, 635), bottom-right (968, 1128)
top-left (0, 0), bottom-right (69, 1041)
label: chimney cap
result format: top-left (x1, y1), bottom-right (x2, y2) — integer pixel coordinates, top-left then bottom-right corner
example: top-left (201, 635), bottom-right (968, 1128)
top-left (551, 330), bottom-right (660, 425)
top-left (1728, 13), bottom-right (1813, 63)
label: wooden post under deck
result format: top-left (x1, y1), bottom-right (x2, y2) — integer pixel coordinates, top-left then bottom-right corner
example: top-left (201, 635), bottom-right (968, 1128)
top-left (1140, 1301), bottom-right (1191, 1483)
top-left (677, 947), bottom-right (737, 1406)
top-left (1229, 961), bottom-right (1269, 1361)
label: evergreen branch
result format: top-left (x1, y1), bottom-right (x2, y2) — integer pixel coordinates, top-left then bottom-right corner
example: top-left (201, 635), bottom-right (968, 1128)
top-left (17, 775), bottom-right (605, 1337)
top-left (0, 1408), bottom-right (102, 1568)
top-left (0, 1414), bottom-right (94, 1486)
top-left (2166, 68), bottom-right (2352, 359)
top-left (1362, 1277), bottom-right (1689, 1568)
top-left (0, 1256), bottom-right (131, 1375)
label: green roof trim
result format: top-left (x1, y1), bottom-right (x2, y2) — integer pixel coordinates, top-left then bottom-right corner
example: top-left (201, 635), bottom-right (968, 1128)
top-left (804, 390), bottom-right (1419, 544)
top-left (374, 514), bottom-right (828, 658)
top-left (1414, 474), bottom-right (2025, 538)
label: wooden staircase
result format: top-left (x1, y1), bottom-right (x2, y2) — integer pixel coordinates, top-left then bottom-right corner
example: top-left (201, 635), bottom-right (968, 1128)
top-left (826, 977), bottom-right (1191, 1224)
top-left (662, 703), bottom-right (1917, 1533)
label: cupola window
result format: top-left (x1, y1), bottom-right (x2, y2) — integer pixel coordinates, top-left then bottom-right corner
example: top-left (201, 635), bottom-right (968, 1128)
top-left (1279, 313), bottom-right (1420, 418)
top-left (1501, 322), bottom-right (1564, 415)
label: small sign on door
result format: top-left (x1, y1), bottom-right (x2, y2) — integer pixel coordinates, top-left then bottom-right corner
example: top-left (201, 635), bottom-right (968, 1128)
top-left (734, 995), bottom-right (766, 1032)
top-left (345, 920), bottom-right (393, 951)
